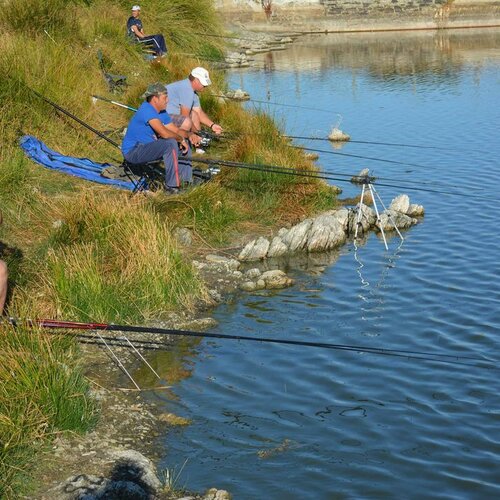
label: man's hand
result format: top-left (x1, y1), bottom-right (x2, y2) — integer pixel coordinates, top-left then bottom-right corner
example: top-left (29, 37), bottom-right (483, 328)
top-left (179, 138), bottom-right (189, 154)
top-left (211, 123), bottom-right (223, 135)
top-left (188, 133), bottom-right (202, 147)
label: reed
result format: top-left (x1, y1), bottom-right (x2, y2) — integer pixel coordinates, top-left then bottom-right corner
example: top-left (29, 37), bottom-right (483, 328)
top-left (37, 190), bottom-right (208, 322)
top-left (0, 322), bottom-right (96, 498)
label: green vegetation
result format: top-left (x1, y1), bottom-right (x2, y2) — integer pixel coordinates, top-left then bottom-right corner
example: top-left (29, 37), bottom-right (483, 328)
top-left (0, 323), bottom-right (97, 498)
top-left (0, 0), bottom-right (337, 496)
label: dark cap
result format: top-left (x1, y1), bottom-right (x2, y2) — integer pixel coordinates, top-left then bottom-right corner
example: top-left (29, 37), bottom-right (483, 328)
top-left (141, 82), bottom-right (167, 99)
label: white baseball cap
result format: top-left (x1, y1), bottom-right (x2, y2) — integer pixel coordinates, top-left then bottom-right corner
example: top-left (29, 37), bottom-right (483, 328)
top-left (131, 5), bottom-right (140, 11)
top-left (191, 67), bottom-right (211, 87)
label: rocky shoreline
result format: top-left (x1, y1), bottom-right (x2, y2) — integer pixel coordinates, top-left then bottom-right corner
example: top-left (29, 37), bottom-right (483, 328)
top-left (29, 16), bottom-right (433, 497)
top-left (31, 184), bottom-right (423, 498)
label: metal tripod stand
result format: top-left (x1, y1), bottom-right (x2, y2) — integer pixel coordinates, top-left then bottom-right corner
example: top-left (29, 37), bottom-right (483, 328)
top-left (353, 172), bottom-right (404, 251)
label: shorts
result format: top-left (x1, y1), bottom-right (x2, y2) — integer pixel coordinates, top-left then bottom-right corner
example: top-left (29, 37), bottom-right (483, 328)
top-left (170, 114), bottom-right (187, 127)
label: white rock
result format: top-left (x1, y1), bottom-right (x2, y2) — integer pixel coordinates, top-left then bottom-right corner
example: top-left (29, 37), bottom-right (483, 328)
top-left (267, 236), bottom-right (288, 258)
top-left (408, 203), bottom-right (425, 217)
top-left (238, 236), bottom-right (270, 261)
top-left (245, 268), bottom-right (262, 279)
top-left (261, 270), bottom-right (294, 289)
top-left (255, 279), bottom-right (266, 290)
top-left (240, 281), bottom-right (257, 292)
top-left (378, 210), bottom-right (416, 231)
top-left (307, 213), bottom-right (346, 252)
top-left (389, 194), bottom-right (410, 214)
top-left (281, 219), bottom-right (313, 252)
top-left (332, 207), bottom-right (350, 231)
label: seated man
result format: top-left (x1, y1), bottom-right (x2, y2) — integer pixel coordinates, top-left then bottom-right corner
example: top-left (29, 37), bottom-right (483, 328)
top-left (0, 211), bottom-right (7, 315)
top-left (127, 5), bottom-right (167, 58)
top-left (121, 83), bottom-right (192, 192)
top-left (166, 67), bottom-right (223, 146)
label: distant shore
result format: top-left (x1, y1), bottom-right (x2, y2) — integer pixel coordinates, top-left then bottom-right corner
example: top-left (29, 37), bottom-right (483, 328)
top-left (218, 0), bottom-right (500, 34)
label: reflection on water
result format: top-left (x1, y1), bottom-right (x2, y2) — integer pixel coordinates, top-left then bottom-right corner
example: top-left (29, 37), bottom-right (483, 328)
top-left (152, 30), bottom-right (500, 499)
top-left (256, 29), bottom-right (500, 78)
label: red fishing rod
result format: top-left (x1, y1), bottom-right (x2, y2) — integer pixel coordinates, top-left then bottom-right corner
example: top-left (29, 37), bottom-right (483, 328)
top-left (7, 317), bottom-right (494, 369)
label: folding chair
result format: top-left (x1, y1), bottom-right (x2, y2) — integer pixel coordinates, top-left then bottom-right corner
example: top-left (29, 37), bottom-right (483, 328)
top-left (122, 160), bottom-right (215, 195)
top-left (122, 160), bottom-right (165, 194)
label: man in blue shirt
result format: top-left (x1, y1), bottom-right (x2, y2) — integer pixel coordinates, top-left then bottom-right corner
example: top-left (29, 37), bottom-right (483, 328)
top-left (166, 67), bottom-right (223, 142)
top-left (127, 5), bottom-right (167, 57)
top-left (122, 83), bottom-right (191, 192)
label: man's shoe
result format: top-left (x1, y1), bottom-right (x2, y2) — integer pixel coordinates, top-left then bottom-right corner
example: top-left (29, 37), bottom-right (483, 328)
top-left (165, 186), bottom-right (181, 195)
top-left (195, 148), bottom-right (206, 155)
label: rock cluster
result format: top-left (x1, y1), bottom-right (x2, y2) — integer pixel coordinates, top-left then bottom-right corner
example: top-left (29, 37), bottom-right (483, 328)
top-left (47, 450), bottom-right (231, 500)
top-left (224, 52), bottom-right (251, 68)
top-left (240, 269), bottom-right (294, 291)
top-left (238, 194), bottom-right (424, 262)
top-left (193, 254), bottom-right (295, 293)
top-left (220, 32), bottom-right (296, 68)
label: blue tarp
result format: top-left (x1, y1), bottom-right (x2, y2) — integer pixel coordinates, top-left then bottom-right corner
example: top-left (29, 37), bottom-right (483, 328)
top-left (19, 135), bottom-right (135, 191)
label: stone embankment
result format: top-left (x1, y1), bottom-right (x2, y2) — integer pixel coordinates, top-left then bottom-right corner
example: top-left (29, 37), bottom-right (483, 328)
top-left (216, 0), bottom-right (500, 31)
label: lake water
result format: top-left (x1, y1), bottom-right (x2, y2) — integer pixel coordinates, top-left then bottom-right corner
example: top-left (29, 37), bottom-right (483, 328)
top-left (151, 29), bottom-right (500, 498)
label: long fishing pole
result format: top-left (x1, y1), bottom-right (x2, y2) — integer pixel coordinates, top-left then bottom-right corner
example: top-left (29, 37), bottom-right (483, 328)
top-left (192, 157), bottom-right (490, 200)
top-left (91, 94), bottom-right (456, 163)
top-left (10, 318), bottom-right (494, 369)
top-left (91, 94), bottom-right (137, 112)
top-left (26, 85), bottom-right (121, 150)
top-left (217, 130), bottom-right (449, 151)
top-left (31, 89), bottom-right (486, 199)
top-left (210, 93), bottom-right (341, 115)
top-left (192, 157), bottom-right (360, 185)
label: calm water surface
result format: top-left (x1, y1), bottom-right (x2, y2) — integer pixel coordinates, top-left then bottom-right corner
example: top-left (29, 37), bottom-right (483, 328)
top-left (150, 30), bottom-right (500, 498)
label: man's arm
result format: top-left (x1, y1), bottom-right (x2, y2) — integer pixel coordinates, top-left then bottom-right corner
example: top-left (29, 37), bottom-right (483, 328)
top-left (165, 122), bottom-right (201, 147)
top-left (192, 106), bottom-right (223, 134)
top-left (149, 119), bottom-right (189, 153)
top-left (131, 24), bottom-right (145, 38)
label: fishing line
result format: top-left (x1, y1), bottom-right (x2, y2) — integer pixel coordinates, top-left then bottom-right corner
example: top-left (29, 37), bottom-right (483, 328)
top-left (26, 85), bottom-right (121, 149)
top-left (191, 31), bottom-right (298, 42)
top-left (297, 145), bottom-right (431, 169)
top-left (192, 157), bottom-right (490, 199)
top-left (219, 130), bottom-right (449, 151)
top-left (11, 317), bottom-right (495, 370)
top-left (210, 93), bottom-right (340, 115)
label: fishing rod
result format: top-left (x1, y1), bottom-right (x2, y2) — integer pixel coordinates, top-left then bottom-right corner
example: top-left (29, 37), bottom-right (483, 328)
top-left (191, 31), bottom-right (299, 42)
top-left (33, 89), bottom-right (485, 199)
top-left (91, 95), bottom-right (452, 162)
top-left (297, 145), bottom-right (431, 170)
top-left (192, 157), bottom-right (490, 200)
top-left (211, 93), bottom-right (341, 115)
top-left (217, 129), bottom-right (449, 151)
top-left (192, 157), bottom-right (363, 185)
top-left (10, 318), bottom-right (495, 369)
top-left (26, 85), bottom-right (121, 150)
top-left (91, 94), bottom-right (137, 112)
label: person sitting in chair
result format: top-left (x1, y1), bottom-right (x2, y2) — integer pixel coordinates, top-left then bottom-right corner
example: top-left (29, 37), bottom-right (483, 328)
top-left (166, 67), bottom-right (223, 144)
top-left (127, 5), bottom-right (167, 58)
top-left (121, 83), bottom-right (192, 193)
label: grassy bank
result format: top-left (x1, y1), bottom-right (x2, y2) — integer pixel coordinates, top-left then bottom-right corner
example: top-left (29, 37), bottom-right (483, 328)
top-left (0, 0), bottom-right (336, 496)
